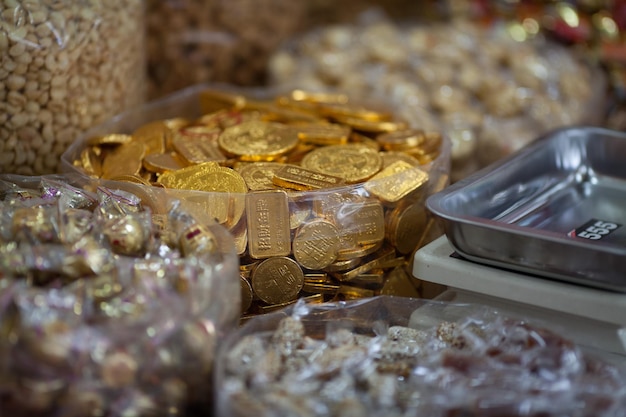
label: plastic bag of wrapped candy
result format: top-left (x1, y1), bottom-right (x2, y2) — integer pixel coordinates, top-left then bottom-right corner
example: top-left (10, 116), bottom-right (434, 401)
top-left (216, 296), bottom-right (626, 417)
top-left (0, 174), bottom-right (239, 416)
top-left (268, 10), bottom-right (607, 182)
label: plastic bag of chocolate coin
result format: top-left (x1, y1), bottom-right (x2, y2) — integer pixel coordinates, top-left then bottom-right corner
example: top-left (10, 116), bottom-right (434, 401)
top-left (0, 1), bottom-right (146, 175)
top-left (60, 82), bottom-right (452, 317)
top-left (0, 173), bottom-right (240, 417)
top-left (216, 295), bottom-right (626, 417)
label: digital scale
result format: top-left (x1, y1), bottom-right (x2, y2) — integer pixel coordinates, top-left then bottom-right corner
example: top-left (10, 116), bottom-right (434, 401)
top-left (413, 235), bottom-right (626, 360)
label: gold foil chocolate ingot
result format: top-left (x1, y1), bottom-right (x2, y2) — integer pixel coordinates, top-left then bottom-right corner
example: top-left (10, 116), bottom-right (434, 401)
top-left (80, 147), bottom-right (102, 177)
top-left (132, 121), bottom-right (170, 155)
top-left (347, 271), bottom-right (385, 289)
top-left (172, 131), bottom-right (227, 165)
top-left (246, 190), bottom-right (291, 259)
top-left (333, 246), bottom-right (396, 282)
top-left (336, 240), bottom-right (383, 262)
top-left (319, 102), bottom-right (392, 122)
top-left (87, 133), bottom-right (134, 147)
top-left (218, 121), bottom-right (299, 161)
top-left (377, 129), bottom-right (426, 151)
top-left (379, 151), bottom-right (420, 169)
top-left (301, 144), bottom-right (382, 184)
top-left (250, 256), bottom-right (304, 305)
top-left (292, 219), bottom-right (341, 270)
top-left (237, 162), bottom-right (284, 191)
top-left (295, 123), bottom-right (351, 146)
top-left (301, 281), bottom-right (340, 295)
top-left (272, 164), bottom-right (345, 191)
top-left (101, 141), bottom-right (146, 179)
top-left (332, 200), bottom-right (385, 250)
top-left (323, 257), bottom-right (361, 273)
top-left (330, 115), bottom-right (408, 134)
top-left (364, 161), bottom-right (429, 203)
top-left (289, 89), bottom-right (349, 105)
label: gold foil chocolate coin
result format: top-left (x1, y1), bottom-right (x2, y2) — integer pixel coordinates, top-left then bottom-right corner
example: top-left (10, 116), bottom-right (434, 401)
top-left (218, 121), bottom-right (298, 161)
top-left (301, 144), bottom-right (382, 183)
top-left (132, 121), bottom-right (170, 155)
top-left (293, 219), bottom-right (341, 270)
top-left (251, 256), bottom-right (304, 305)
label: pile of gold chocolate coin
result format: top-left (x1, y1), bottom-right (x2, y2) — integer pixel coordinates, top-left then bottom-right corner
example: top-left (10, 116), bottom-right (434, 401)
top-left (70, 88), bottom-right (448, 318)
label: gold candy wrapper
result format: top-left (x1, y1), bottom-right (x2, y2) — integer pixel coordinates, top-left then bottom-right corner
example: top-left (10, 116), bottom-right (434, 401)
top-left (0, 173), bottom-right (239, 417)
top-left (61, 84), bottom-right (451, 320)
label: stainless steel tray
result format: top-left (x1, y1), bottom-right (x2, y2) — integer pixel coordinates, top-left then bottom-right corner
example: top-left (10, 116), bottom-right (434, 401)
top-left (427, 126), bottom-right (626, 292)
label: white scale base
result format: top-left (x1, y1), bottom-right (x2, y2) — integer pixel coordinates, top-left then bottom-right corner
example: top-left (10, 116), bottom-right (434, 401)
top-left (413, 236), bottom-right (626, 360)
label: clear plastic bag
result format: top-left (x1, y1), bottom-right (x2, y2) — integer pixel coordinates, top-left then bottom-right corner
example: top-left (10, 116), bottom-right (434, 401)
top-left (0, 1), bottom-right (146, 175)
top-left (267, 11), bottom-right (608, 182)
top-left (216, 295), bottom-right (626, 417)
top-left (60, 82), bottom-right (451, 316)
top-left (144, 0), bottom-right (432, 99)
top-left (0, 173), bottom-right (239, 416)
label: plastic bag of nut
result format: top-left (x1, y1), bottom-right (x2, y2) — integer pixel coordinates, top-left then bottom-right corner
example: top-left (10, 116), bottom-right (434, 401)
top-left (0, 0), bottom-right (146, 176)
top-left (216, 295), bottom-right (626, 417)
top-left (59, 82), bottom-right (451, 319)
top-left (0, 173), bottom-right (239, 416)
top-left (268, 10), bottom-right (608, 182)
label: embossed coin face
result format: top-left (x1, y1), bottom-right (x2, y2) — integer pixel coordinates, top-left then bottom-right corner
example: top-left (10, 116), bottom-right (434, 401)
top-left (251, 257), bottom-right (304, 305)
top-left (293, 220), bottom-right (341, 270)
top-left (301, 144), bottom-right (382, 183)
top-left (218, 121), bottom-right (298, 161)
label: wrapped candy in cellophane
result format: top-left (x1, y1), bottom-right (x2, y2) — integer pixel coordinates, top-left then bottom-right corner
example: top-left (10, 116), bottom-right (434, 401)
top-left (216, 295), bottom-right (626, 417)
top-left (0, 174), bottom-right (239, 416)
